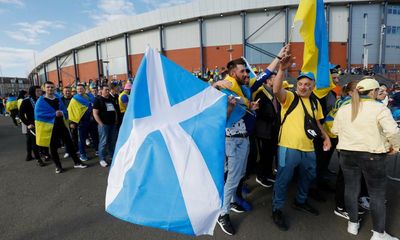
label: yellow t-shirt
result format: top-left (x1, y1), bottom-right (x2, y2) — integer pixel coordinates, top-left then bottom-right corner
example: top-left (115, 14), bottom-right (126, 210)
top-left (279, 91), bottom-right (324, 152)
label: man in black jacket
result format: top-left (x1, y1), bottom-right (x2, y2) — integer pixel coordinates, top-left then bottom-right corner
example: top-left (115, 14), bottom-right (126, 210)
top-left (19, 86), bottom-right (45, 166)
top-left (254, 73), bottom-right (280, 187)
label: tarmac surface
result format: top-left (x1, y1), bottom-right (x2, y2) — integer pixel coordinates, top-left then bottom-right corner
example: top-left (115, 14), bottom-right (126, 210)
top-left (0, 115), bottom-right (399, 240)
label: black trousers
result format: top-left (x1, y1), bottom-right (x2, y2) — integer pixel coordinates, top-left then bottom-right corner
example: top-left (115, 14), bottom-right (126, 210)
top-left (49, 123), bottom-right (81, 168)
top-left (340, 150), bottom-right (386, 232)
top-left (244, 135), bottom-right (258, 177)
top-left (10, 109), bottom-right (19, 126)
top-left (39, 146), bottom-right (50, 158)
top-left (314, 137), bottom-right (338, 187)
top-left (256, 137), bottom-right (277, 179)
top-left (335, 163), bottom-right (369, 209)
top-left (66, 125), bottom-right (79, 154)
top-left (26, 131), bottom-right (40, 160)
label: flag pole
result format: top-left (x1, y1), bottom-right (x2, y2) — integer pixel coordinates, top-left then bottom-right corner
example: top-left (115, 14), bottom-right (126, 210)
top-left (288, 24), bottom-right (295, 43)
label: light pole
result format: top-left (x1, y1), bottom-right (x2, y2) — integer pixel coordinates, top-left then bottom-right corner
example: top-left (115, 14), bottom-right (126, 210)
top-left (362, 13), bottom-right (373, 70)
top-left (103, 60), bottom-right (110, 80)
top-left (378, 24), bottom-right (386, 73)
top-left (104, 37), bottom-right (110, 80)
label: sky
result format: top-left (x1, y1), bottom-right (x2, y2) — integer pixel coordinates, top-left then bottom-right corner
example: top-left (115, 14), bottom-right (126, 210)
top-left (0, 0), bottom-right (192, 78)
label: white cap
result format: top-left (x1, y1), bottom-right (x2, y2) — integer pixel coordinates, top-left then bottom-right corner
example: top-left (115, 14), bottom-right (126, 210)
top-left (356, 78), bottom-right (379, 91)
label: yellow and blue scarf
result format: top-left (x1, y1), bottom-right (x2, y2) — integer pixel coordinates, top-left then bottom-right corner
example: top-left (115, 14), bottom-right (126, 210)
top-left (252, 85), bottom-right (273, 102)
top-left (6, 96), bottom-right (18, 112)
top-left (35, 96), bottom-right (68, 147)
top-left (67, 93), bottom-right (93, 123)
top-left (323, 96), bottom-right (376, 138)
top-left (221, 76), bottom-right (251, 127)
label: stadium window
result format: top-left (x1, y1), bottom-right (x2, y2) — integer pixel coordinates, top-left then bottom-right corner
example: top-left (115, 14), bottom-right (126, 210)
top-left (398, 27), bottom-right (400, 34)
top-left (394, 8), bottom-right (398, 14)
top-left (392, 27), bottom-right (396, 34)
top-left (388, 7), bottom-right (392, 14)
top-left (387, 26), bottom-right (391, 34)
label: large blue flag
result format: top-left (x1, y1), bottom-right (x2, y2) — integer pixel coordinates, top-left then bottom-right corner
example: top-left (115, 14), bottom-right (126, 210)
top-left (105, 48), bottom-right (227, 236)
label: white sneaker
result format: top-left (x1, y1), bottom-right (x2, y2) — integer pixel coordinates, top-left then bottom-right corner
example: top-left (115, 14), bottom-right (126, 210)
top-left (100, 160), bottom-right (108, 167)
top-left (348, 221), bottom-right (360, 235)
top-left (371, 231), bottom-right (399, 240)
top-left (63, 153), bottom-right (70, 159)
top-left (85, 139), bottom-right (91, 146)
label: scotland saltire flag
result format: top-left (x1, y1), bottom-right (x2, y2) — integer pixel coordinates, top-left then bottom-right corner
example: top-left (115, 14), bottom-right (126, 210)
top-left (105, 48), bottom-right (227, 236)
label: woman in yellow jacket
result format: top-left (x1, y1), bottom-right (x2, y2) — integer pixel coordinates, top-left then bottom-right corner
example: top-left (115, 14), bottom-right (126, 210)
top-left (332, 78), bottom-right (400, 240)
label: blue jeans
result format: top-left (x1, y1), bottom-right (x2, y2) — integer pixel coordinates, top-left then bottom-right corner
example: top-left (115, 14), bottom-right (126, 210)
top-left (98, 124), bottom-right (117, 162)
top-left (272, 147), bottom-right (316, 211)
top-left (221, 137), bottom-right (249, 215)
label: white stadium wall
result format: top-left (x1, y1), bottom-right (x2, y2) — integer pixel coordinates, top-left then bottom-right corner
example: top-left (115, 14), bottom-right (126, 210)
top-left (33, 0), bottom-right (398, 86)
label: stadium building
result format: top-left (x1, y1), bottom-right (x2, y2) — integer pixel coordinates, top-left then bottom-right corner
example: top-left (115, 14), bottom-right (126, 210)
top-left (29, 0), bottom-right (400, 86)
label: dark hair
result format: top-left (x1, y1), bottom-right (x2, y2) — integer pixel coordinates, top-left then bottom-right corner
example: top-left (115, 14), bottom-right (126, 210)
top-left (267, 71), bottom-right (277, 80)
top-left (63, 86), bottom-right (71, 89)
top-left (29, 86), bottom-right (41, 99)
top-left (101, 84), bottom-right (109, 88)
top-left (330, 69), bottom-right (339, 74)
top-left (17, 90), bottom-right (27, 99)
top-left (379, 83), bottom-right (387, 88)
top-left (226, 58), bottom-right (246, 73)
top-left (76, 83), bottom-right (85, 87)
top-left (44, 81), bottom-right (54, 85)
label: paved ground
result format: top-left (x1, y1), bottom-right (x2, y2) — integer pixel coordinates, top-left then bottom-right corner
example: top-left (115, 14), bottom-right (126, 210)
top-left (0, 116), bottom-right (399, 240)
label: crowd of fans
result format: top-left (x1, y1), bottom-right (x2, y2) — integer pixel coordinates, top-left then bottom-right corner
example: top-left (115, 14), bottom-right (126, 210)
top-left (1, 44), bottom-right (399, 240)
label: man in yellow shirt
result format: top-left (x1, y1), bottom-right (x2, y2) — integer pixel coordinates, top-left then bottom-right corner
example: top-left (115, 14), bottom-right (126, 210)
top-left (118, 82), bottom-right (131, 121)
top-left (271, 49), bottom-right (331, 231)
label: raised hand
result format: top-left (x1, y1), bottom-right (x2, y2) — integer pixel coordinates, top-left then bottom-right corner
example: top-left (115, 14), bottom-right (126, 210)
top-left (279, 54), bottom-right (293, 71)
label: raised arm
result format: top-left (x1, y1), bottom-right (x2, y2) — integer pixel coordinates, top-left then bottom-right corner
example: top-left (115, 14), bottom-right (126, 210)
top-left (273, 46), bottom-right (292, 104)
top-left (250, 46), bottom-right (287, 93)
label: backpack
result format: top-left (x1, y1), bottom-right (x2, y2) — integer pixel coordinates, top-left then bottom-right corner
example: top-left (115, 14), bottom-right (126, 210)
top-left (278, 91), bottom-right (321, 141)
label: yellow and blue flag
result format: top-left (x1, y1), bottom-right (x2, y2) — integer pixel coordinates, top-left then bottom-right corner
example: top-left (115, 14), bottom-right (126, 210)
top-left (5, 96), bottom-right (18, 112)
top-left (67, 94), bottom-right (92, 123)
top-left (294, 0), bottom-right (334, 98)
top-left (34, 96), bottom-right (68, 147)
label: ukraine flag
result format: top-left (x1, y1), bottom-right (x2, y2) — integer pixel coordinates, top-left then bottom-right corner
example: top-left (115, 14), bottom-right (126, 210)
top-left (294, 0), bottom-right (334, 98)
top-left (34, 96), bottom-right (68, 147)
top-left (67, 94), bottom-right (92, 124)
top-left (6, 96), bottom-right (18, 112)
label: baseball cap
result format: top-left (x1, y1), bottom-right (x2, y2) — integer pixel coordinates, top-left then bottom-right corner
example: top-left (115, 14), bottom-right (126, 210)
top-left (356, 78), bottom-right (379, 91)
top-left (330, 63), bottom-right (340, 74)
top-left (297, 72), bottom-right (315, 81)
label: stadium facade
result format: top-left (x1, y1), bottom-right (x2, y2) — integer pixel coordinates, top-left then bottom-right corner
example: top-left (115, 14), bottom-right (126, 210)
top-left (30, 0), bottom-right (400, 86)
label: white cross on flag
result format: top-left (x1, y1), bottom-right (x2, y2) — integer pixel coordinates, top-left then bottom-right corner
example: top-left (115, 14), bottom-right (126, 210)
top-left (105, 48), bottom-right (227, 236)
